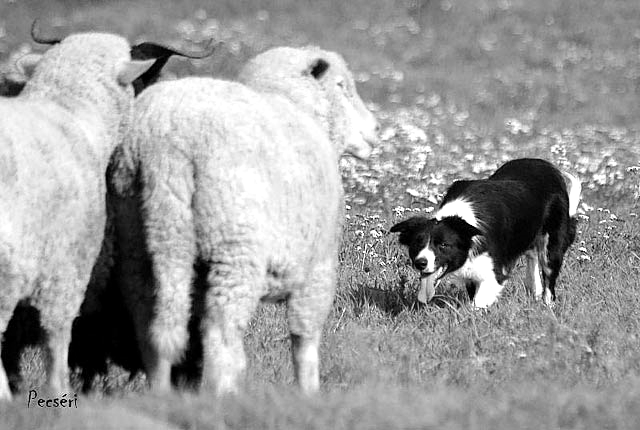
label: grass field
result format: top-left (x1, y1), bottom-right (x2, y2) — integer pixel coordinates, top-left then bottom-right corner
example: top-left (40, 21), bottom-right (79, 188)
top-left (1, 0), bottom-right (640, 428)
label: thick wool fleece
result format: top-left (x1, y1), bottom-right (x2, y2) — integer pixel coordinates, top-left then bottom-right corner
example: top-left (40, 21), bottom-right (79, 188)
top-left (0, 33), bottom-right (140, 400)
top-left (109, 46), bottom-right (377, 394)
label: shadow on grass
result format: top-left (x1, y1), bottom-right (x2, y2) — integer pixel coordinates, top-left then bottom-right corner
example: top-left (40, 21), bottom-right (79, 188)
top-left (0, 261), bottom-right (210, 396)
top-left (341, 275), bottom-right (473, 318)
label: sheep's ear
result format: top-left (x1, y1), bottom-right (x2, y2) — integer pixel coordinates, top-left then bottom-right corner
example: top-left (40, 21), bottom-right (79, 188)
top-left (116, 59), bottom-right (155, 86)
top-left (15, 53), bottom-right (42, 78)
top-left (306, 58), bottom-right (330, 80)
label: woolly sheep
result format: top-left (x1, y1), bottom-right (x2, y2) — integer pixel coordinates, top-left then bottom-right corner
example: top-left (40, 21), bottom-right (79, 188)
top-left (109, 46), bottom-right (379, 395)
top-left (0, 25), bottom-right (213, 400)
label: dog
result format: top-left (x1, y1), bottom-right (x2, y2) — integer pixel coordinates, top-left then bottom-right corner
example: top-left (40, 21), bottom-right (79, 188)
top-left (391, 158), bottom-right (581, 308)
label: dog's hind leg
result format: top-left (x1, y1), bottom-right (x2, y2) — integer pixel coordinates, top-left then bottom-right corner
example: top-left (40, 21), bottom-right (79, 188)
top-left (541, 198), bottom-right (577, 305)
top-left (525, 249), bottom-right (543, 300)
top-left (544, 227), bottom-right (574, 305)
top-left (536, 233), bottom-right (554, 304)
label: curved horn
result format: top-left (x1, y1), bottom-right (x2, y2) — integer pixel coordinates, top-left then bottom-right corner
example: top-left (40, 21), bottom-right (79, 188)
top-left (30, 19), bottom-right (62, 45)
top-left (130, 39), bottom-right (218, 95)
top-left (130, 39), bottom-right (218, 61)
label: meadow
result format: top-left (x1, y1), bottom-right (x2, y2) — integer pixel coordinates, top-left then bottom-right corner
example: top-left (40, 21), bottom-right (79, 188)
top-left (1, 0), bottom-right (640, 428)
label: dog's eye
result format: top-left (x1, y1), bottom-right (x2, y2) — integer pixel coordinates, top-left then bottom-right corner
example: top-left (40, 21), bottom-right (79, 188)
top-left (438, 242), bottom-right (448, 250)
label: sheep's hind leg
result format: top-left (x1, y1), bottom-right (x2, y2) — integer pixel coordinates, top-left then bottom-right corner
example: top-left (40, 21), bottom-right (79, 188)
top-left (0, 300), bottom-right (16, 400)
top-left (41, 325), bottom-right (72, 395)
top-left (201, 258), bottom-right (263, 396)
top-left (0, 269), bottom-right (26, 399)
top-left (287, 263), bottom-right (336, 394)
top-left (38, 276), bottom-right (87, 395)
top-left (143, 187), bottom-right (197, 392)
top-left (146, 252), bottom-right (195, 392)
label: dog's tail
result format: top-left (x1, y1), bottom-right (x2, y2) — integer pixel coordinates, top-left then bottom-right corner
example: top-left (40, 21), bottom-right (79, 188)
top-left (561, 171), bottom-right (581, 217)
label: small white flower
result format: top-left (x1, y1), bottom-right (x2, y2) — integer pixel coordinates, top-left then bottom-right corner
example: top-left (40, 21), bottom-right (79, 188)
top-left (406, 188), bottom-right (421, 197)
top-left (393, 206), bottom-right (407, 217)
top-left (380, 127), bottom-right (397, 141)
top-left (401, 123), bottom-right (427, 143)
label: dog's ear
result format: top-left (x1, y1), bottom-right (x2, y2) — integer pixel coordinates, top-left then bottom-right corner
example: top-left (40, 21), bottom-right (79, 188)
top-left (440, 216), bottom-right (481, 240)
top-left (390, 216), bottom-right (430, 234)
top-left (390, 216), bottom-right (433, 246)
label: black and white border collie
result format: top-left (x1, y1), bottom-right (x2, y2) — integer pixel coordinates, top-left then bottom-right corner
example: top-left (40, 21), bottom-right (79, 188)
top-left (391, 158), bottom-right (581, 308)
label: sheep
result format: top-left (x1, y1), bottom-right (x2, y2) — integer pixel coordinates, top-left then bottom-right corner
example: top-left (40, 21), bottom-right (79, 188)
top-left (108, 46), bottom-right (379, 395)
top-left (0, 23), bottom-right (214, 400)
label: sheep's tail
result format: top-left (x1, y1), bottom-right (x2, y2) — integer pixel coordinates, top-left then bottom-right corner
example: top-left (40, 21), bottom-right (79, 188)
top-left (561, 170), bottom-right (581, 217)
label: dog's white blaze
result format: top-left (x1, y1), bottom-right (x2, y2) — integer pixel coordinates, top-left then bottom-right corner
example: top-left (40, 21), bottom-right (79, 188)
top-left (456, 253), bottom-right (505, 309)
top-left (435, 198), bottom-right (479, 229)
top-left (415, 245), bottom-right (436, 272)
top-left (525, 250), bottom-right (544, 299)
top-left (561, 171), bottom-right (581, 217)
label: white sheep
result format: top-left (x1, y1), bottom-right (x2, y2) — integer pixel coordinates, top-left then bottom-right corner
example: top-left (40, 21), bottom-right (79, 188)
top-left (0, 24), bottom-right (213, 400)
top-left (109, 46), bottom-right (378, 395)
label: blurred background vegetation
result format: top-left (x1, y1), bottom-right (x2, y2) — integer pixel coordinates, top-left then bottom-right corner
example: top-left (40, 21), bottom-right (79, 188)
top-left (3, 0), bottom-right (640, 129)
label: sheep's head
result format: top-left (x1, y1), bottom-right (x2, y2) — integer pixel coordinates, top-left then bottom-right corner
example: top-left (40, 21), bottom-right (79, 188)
top-left (238, 47), bottom-right (379, 160)
top-left (19, 21), bottom-right (216, 163)
top-left (310, 50), bottom-right (379, 160)
top-left (19, 32), bottom-right (156, 152)
top-left (22, 21), bottom-right (216, 100)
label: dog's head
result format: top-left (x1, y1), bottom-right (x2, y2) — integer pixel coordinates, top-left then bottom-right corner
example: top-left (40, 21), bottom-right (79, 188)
top-left (390, 215), bottom-right (480, 303)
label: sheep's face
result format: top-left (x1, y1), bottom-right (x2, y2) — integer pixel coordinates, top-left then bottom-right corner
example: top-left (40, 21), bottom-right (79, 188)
top-left (238, 47), bottom-right (378, 160)
top-left (315, 52), bottom-right (379, 160)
